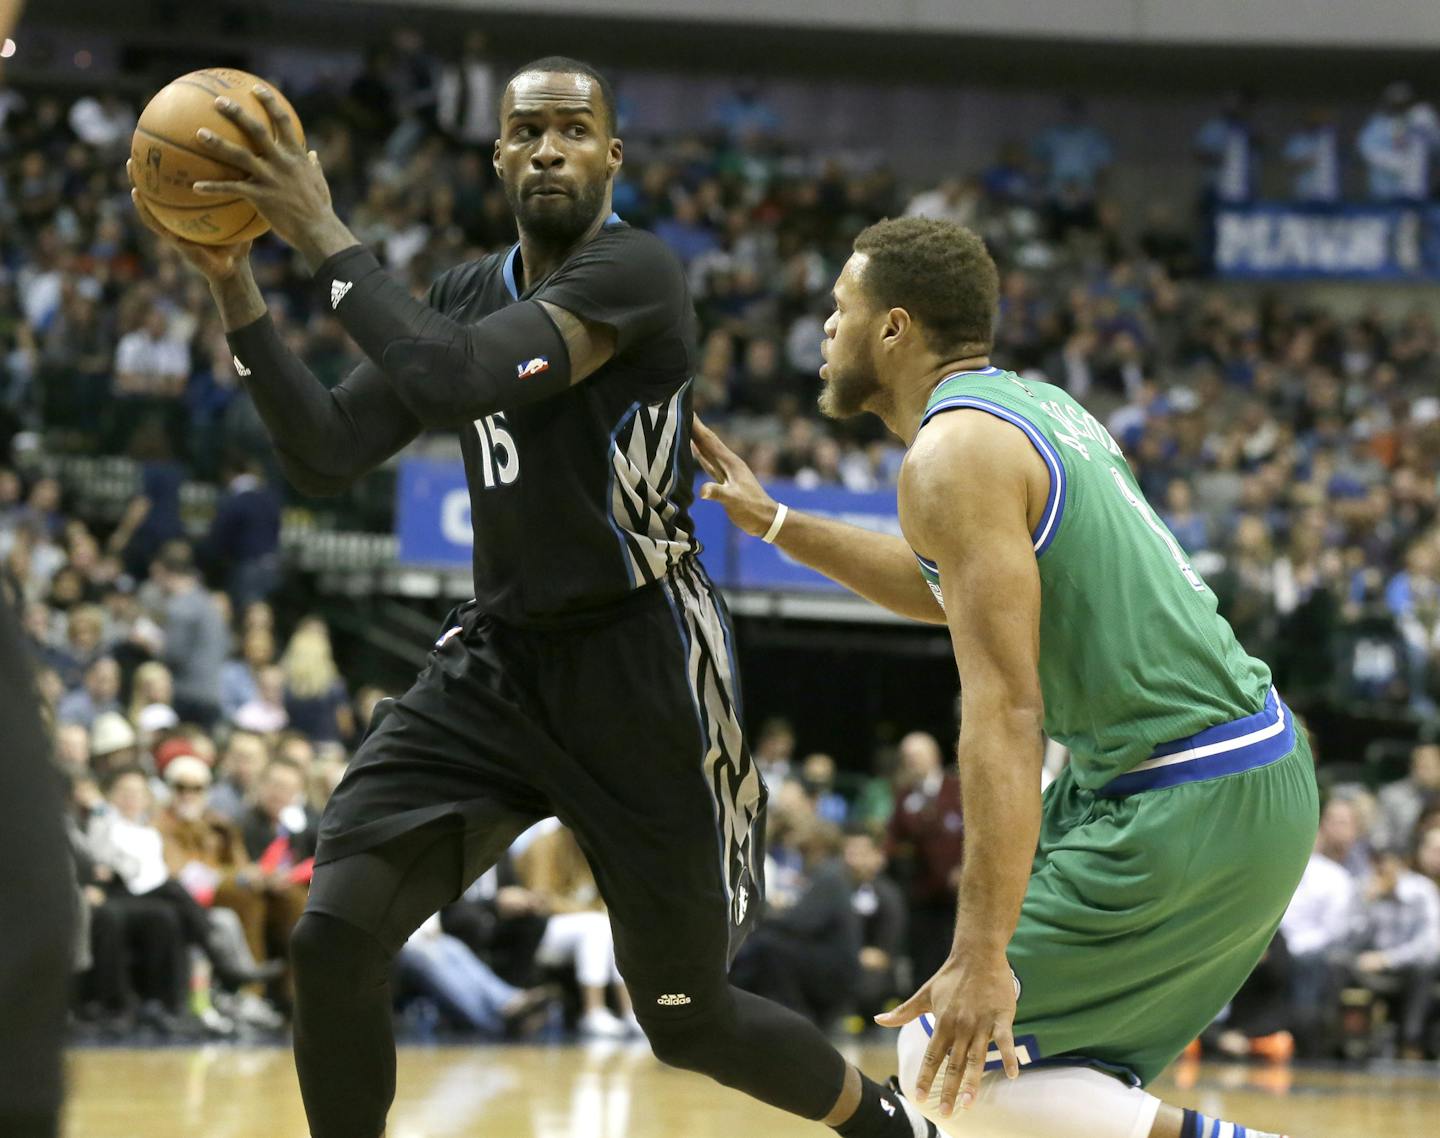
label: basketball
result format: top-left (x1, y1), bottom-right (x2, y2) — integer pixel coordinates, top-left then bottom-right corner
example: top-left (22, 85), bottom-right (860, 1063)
top-left (129, 68), bottom-right (304, 246)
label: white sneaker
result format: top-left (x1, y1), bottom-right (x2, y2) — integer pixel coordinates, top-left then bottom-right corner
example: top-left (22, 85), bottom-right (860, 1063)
top-left (234, 992), bottom-right (286, 1030)
top-left (578, 1008), bottom-right (629, 1039)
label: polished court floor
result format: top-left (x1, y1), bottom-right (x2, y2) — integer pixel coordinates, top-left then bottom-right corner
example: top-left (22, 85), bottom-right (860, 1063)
top-left (64, 1042), bottom-right (1438, 1137)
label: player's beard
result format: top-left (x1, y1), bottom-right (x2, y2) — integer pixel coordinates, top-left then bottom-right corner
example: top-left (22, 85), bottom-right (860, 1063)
top-left (508, 177), bottom-right (609, 249)
top-left (818, 353), bottom-right (882, 420)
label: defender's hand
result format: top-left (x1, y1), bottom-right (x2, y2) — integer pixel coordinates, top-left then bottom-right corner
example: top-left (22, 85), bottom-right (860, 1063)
top-left (691, 416), bottom-right (781, 538)
top-left (128, 160), bottom-right (252, 283)
top-left (191, 85), bottom-right (336, 254)
top-left (874, 944), bottom-right (1019, 1116)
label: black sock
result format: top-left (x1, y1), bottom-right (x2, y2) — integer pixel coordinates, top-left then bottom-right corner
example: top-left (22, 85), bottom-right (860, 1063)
top-left (832, 1073), bottom-right (918, 1138)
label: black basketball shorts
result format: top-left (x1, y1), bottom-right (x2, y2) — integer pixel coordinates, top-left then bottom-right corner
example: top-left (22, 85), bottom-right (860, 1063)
top-left (312, 559), bottom-right (767, 1003)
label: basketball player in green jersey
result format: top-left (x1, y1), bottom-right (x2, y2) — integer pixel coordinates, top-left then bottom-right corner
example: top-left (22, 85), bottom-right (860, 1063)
top-left (693, 216), bottom-right (1316, 1138)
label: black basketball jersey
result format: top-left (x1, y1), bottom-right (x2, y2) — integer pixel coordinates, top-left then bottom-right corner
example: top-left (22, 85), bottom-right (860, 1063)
top-left (426, 219), bottom-right (700, 624)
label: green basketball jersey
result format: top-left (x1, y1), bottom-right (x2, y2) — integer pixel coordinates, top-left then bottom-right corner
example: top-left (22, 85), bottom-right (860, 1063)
top-left (914, 367), bottom-right (1272, 789)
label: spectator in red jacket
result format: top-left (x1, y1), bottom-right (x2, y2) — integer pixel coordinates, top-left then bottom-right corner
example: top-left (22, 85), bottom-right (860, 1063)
top-left (885, 730), bottom-right (963, 985)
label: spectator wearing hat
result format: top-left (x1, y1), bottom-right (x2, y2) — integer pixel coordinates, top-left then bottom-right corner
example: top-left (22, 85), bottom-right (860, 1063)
top-left (88, 711), bottom-right (139, 783)
top-left (154, 755), bottom-right (288, 1025)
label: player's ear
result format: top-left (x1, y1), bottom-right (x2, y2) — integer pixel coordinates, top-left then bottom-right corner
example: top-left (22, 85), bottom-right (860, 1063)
top-left (492, 139), bottom-right (503, 179)
top-left (607, 137), bottom-right (623, 178)
top-left (882, 307), bottom-right (910, 350)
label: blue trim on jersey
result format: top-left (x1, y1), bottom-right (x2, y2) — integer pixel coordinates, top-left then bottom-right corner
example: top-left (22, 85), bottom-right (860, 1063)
top-left (604, 400), bottom-right (645, 588)
top-left (1098, 689), bottom-right (1294, 797)
top-left (502, 214), bottom-right (622, 301)
top-left (920, 395), bottom-right (1067, 556)
top-left (502, 244), bottom-right (520, 300)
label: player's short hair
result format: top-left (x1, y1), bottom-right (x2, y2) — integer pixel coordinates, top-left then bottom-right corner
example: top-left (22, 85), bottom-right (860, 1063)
top-left (852, 217), bottom-right (998, 357)
top-left (506, 55), bottom-right (617, 136)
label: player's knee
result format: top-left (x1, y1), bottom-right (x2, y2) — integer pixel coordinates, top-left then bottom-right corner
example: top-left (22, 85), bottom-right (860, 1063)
top-left (635, 997), bottom-right (739, 1077)
top-left (290, 911), bottom-right (387, 992)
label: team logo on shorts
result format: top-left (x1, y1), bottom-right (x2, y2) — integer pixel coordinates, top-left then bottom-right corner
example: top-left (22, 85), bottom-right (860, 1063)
top-left (656, 993), bottom-right (691, 1006)
top-left (516, 356), bottom-right (550, 379)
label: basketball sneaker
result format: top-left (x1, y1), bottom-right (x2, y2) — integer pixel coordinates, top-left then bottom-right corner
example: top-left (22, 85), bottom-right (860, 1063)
top-left (886, 1076), bottom-right (942, 1137)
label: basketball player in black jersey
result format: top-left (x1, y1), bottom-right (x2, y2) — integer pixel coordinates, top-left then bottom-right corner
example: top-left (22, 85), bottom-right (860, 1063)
top-left (128, 57), bottom-right (937, 1138)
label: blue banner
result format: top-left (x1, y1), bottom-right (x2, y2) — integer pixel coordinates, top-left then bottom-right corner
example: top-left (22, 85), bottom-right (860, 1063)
top-left (1214, 203), bottom-right (1440, 280)
top-left (395, 459), bottom-right (473, 567)
top-left (395, 461), bottom-right (902, 591)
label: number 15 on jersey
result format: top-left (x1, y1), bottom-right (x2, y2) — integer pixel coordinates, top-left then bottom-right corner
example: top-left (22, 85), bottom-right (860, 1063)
top-left (474, 413), bottom-right (519, 488)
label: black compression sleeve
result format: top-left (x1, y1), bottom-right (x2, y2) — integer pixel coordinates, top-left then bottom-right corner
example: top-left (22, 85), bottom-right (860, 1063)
top-left (314, 245), bottom-right (573, 429)
top-left (225, 314), bottom-right (422, 496)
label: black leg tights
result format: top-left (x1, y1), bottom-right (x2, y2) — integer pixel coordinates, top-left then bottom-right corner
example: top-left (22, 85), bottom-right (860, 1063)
top-left (290, 820), bottom-right (530, 1138)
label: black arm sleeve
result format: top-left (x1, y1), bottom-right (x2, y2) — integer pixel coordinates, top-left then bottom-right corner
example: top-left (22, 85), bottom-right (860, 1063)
top-left (224, 315), bottom-right (423, 497)
top-left (313, 244), bottom-right (573, 430)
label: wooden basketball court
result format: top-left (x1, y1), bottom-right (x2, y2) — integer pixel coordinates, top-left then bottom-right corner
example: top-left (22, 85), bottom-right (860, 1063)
top-left (63, 1042), bottom-right (1437, 1136)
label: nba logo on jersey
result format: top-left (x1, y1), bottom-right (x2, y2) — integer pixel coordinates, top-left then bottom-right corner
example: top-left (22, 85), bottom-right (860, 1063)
top-left (516, 357), bottom-right (550, 379)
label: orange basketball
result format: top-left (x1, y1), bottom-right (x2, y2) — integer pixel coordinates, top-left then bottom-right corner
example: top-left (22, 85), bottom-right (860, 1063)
top-left (130, 68), bottom-right (305, 246)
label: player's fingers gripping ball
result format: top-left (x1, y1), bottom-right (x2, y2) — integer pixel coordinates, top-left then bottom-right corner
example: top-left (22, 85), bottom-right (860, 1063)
top-left (130, 68), bottom-right (304, 245)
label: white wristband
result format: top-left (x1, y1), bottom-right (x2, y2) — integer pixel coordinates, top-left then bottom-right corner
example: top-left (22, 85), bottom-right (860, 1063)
top-left (761, 502), bottom-right (789, 544)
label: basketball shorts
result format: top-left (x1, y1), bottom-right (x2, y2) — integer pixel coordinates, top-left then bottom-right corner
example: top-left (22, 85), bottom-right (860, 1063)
top-left (918, 691), bottom-right (1319, 1087)
top-left (312, 559), bottom-right (767, 1004)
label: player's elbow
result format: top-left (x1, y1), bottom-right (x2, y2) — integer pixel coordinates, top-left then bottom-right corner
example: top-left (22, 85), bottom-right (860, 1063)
top-left (276, 453), bottom-right (357, 498)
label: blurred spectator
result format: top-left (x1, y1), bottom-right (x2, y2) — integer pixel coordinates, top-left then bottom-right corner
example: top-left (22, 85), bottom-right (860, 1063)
top-left (128, 660), bottom-right (176, 729)
top-left (435, 31), bottom-right (496, 148)
top-left (154, 755), bottom-right (289, 1025)
top-left (220, 626), bottom-right (275, 721)
top-left (201, 453), bottom-right (281, 611)
top-left (1348, 846), bottom-right (1440, 1058)
top-left (1284, 108), bottom-right (1342, 203)
top-left (89, 711), bottom-right (139, 782)
top-left (796, 752), bottom-right (848, 825)
top-left (56, 655), bottom-right (120, 728)
top-left (209, 731), bottom-right (271, 824)
top-left (66, 93), bottom-right (135, 156)
top-left (279, 618), bottom-right (353, 745)
top-left (394, 914), bottom-right (558, 1039)
top-left (752, 716), bottom-right (796, 785)
top-left (153, 542), bottom-right (228, 728)
top-left (515, 825), bottom-right (636, 1039)
top-left (239, 759), bottom-right (317, 884)
top-left (886, 731), bottom-right (963, 985)
top-left (843, 827), bottom-right (906, 1022)
top-left (110, 306), bottom-right (189, 455)
top-left (1280, 834), bottom-right (1359, 1058)
top-left (904, 178), bottom-right (979, 227)
top-left (235, 664), bottom-right (290, 735)
top-left (1317, 793), bottom-right (1373, 880)
top-left (106, 419), bottom-right (185, 580)
top-left (1357, 82), bottom-right (1440, 202)
top-left (1032, 96), bottom-right (1112, 231)
top-left (1195, 92), bottom-right (1260, 205)
top-left (732, 820), bottom-right (858, 1027)
top-left (1374, 741), bottom-right (1440, 853)
top-left (711, 82), bottom-right (780, 143)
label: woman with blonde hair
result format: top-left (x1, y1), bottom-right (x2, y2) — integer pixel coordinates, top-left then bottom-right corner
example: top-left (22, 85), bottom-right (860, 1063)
top-left (128, 660), bottom-right (176, 725)
top-left (279, 618), bottom-right (353, 745)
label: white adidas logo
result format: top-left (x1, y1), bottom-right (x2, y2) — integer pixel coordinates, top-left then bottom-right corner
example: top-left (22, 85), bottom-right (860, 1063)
top-left (330, 279), bottom-right (353, 309)
top-left (232, 355), bottom-right (251, 377)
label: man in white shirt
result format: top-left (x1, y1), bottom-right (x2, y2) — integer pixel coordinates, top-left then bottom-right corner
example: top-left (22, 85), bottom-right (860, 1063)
top-left (1280, 839), bottom-right (1358, 1058)
top-left (110, 305), bottom-right (189, 454)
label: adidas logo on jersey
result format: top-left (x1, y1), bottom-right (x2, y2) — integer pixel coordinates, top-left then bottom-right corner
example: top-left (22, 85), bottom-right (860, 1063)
top-left (232, 355), bottom-right (251, 377)
top-left (516, 356), bottom-right (550, 380)
top-left (330, 279), bottom-right (353, 309)
top-left (879, 1097), bottom-right (896, 1117)
top-left (656, 993), bottom-right (691, 1006)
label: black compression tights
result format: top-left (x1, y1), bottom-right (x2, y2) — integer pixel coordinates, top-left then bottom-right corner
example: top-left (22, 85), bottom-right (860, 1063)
top-left (290, 828), bottom-right (850, 1138)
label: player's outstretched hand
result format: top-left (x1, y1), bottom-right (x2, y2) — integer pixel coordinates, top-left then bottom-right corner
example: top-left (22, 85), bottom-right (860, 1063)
top-left (875, 947), bottom-right (1020, 1117)
top-left (191, 84), bottom-right (335, 253)
top-left (692, 416), bottom-right (782, 539)
top-left (127, 159), bottom-right (252, 283)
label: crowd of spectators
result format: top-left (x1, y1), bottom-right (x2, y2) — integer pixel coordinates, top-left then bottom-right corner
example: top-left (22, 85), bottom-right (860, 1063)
top-left (4, 34), bottom-right (1440, 1057)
